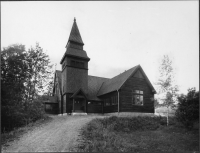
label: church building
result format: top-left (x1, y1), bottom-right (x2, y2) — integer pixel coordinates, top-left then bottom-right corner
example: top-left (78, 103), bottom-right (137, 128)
top-left (50, 18), bottom-right (156, 115)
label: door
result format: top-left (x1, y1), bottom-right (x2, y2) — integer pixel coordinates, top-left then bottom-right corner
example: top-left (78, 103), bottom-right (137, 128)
top-left (74, 98), bottom-right (85, 112)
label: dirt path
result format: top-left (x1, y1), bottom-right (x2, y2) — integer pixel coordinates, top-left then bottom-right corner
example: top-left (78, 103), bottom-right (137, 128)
top-left (2, 115), bottom-right (104, 152)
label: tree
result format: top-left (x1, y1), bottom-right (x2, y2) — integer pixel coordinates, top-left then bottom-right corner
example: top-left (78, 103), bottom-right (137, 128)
top-left (156, 55), bottom-right (179, 126)
top-left (25, 42), bottom-right (54, 101)
top-left (175, 88), bottom-right (199, 129)
top-left (1, 43), bottom-right (54, 132)
top-left (1, 44), bottom-right (29, 131)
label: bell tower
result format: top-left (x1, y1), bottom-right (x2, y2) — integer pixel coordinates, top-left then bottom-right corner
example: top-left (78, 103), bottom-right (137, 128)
top-left (60, 18), bottom-right (90, 113)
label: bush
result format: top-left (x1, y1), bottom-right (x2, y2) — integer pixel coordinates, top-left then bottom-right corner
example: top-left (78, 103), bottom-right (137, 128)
top-left (175, 88), bottom-right (199, 129)
top-left (77, 116), bottom-right (180, 152)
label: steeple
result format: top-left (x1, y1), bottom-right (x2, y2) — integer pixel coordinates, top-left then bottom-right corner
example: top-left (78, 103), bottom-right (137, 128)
top-left (61, 18), bottom-right (90, 64)
top-left (68, 17), bottom-right (84, 45)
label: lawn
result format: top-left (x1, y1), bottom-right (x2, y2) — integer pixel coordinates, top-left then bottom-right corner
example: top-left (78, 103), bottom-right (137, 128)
top-left (75, 116), bottom-right (199, 152)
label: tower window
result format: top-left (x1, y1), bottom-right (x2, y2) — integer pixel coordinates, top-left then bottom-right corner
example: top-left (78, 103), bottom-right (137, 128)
top-left (71, 60), bottom-right (84, 68)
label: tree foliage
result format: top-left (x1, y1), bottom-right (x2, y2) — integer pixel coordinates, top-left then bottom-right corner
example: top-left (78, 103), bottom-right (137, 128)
top-left (156, 55), bottom-right (179, 126)
top-left (175, 88), bottom-right (199, 129)
top-left (1, 43), bottom-right (53, 132)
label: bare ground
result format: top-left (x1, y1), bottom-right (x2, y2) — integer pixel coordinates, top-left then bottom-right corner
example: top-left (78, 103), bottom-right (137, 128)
top-left (1, 115), bottom-right (104, 152)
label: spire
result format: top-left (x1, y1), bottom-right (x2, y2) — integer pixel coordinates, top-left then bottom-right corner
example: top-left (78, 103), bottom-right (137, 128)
top-left (68, 18), bottom-right (84, 45)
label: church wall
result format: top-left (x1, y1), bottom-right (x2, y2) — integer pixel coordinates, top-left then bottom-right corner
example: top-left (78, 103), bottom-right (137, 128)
top-left (66, 67), bottom-right (88, 94)
top-left (99, 91), bottom-right (118, 113)
top-left (66, 93), bottom-right (73, 113)
top-left (120, 73), bottom-right (154, 113)
top-left (87, 101), bottom-right (103, 113)
top-left (63, 95), bottom-right (66, 113)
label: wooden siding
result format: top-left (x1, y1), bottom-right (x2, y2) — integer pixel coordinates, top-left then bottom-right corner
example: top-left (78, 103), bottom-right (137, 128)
top-left (63, 95), bottom-right (66, 113)
top-left (98, 91), bottom-right (118, 113)
top-left (65, 93), bottom-right (73, 113)
top-left (45, 103), bottom-right (58, 114)
top-left (87, 101), bottom-right (103, 113)
top-left (120, 73), bottom-right (154, 113)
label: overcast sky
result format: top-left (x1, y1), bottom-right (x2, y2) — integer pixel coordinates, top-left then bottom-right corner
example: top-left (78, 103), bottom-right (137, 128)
top-left (1, 1), bottom-right (199, 95)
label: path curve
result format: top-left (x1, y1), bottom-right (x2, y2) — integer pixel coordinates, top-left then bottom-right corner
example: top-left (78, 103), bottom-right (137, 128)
top-left (2, 115), bottom-right (104, 152)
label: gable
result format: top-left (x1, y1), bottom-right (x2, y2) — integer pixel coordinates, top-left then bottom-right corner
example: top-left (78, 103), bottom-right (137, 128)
top-left (97, 65), bottom-right (156, 96)
top-left (133, 70), bottom-right (144, 79)
top-left (71, 88), bottom-right (87, 99)
top-left (53, 70), bottom-right (62, 95)
top-left (97, 65), bottom-right (139, 96)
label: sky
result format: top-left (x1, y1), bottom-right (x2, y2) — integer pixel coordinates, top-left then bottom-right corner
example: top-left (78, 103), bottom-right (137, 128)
top-left (1, 1), bottom-right (199, 95)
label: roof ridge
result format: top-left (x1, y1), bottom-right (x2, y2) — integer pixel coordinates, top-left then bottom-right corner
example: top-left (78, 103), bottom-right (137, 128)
top-left (117, 65), bottom-right (140, 90)
top-left (96, 79), bottom-right (106, 96)
top-left (106, 65), bottom-right (139, 81)
top-left (88, 75), bottom-right (110, 79)
top-left (97, 65), bottom-right (140, 96)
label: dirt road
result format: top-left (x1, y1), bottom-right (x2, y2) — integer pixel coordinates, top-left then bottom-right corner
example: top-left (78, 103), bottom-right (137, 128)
top-left (2, 115), bottom-right (104, 152)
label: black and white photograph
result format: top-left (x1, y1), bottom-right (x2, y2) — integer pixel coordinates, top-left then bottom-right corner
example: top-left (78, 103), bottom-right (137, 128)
top-left (1, 1), bottom-right (199, 152)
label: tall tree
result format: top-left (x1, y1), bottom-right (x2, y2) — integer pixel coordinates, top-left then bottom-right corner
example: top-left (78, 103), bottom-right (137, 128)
top-left (25, 42), bottom-right (53, 101)
top-left (1, 44), bottom-right (29, 130)
top-left (1, 43), bottom-right (54, 132)
top-left (156, 55), bottom-right (179, 126)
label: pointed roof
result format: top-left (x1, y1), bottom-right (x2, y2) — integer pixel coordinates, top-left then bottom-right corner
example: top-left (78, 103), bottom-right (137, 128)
top-left (68, 18), bottom-right (84, 45)
top-left (70, 88), bottom-right (88, 99)
top-left (97, 65), bottom-right (156, 96)
top-left (97, 65), bottom-right (139, 96)
top-left (53, 70), bottom-right (62, 95)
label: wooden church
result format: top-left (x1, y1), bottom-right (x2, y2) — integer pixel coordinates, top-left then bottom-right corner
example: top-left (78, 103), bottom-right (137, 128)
top-left (48, 18), bottom-right (156, 115)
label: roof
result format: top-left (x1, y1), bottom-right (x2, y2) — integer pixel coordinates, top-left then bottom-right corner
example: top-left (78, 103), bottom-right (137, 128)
top-left (71, 88), bottom-right (88, 99)
top-left (60, 19), bottom-right (90, 64)
top-left (68, 18), bottom-right (84, 45)
top-left (97, 65), bottom-right (156, 96)
top-left (53, 65), bottom-right (156, 101)
top-left (87, 75), bottom-right (109, 101)
top-left (97, 65), bottom-right (139, 96)
top-left (53, 70), bottom-right (62, 95)
top-left (55, 70), bottom-right (62, 90)
top-left (64, 47), bottom-right (90, 60)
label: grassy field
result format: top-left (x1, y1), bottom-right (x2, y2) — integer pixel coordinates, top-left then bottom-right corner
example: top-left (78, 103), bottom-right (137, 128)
top-left (76, 116), bottom-right (199, 152)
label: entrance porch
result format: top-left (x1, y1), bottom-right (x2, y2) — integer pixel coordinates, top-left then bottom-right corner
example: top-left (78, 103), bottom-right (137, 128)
top-left (70, 88), bottom-right (88, 115)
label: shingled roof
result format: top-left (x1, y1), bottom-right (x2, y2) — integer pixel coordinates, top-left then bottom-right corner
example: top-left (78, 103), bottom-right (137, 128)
top-left (68, 18), bottom-right (84, 45)
top-left (64, 47), bottom-right (90, 60)
top-left (55, 70), bottom-right (62, 94)
top-left (97, 65), bottom-right (139, 96)
top-left (87, 75), bottom-right (109, 101)
top-left (56, 70), bottom-right (62, 89)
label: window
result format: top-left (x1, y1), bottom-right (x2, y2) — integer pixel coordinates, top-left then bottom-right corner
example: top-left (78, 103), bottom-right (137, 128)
top-left (105, 99), bottom-right (110, 106)
top-left (132, 90), bottom-right (143, 105)
top-left (111, 96), bottom-right (118, 105)
top-left (71, 60), bottom-right (84, 68)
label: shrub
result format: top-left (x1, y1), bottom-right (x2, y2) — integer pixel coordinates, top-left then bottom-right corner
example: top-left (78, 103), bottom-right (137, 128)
top-left (175, 88), bottom-right (199, 129)
top-left (78, 115), bottom-right (181, 152)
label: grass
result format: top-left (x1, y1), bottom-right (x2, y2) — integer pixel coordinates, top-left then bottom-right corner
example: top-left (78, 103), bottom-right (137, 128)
top-left (1, 114), bottom-right (52, 147)
top-left (75, 116), bottom-right (199, 152)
